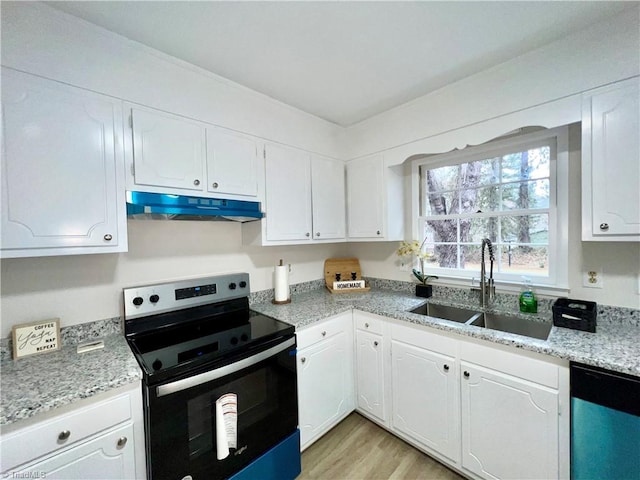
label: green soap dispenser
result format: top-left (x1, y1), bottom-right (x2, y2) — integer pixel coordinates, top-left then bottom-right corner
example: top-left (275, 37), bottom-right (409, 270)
top-left (519, 277), bottom-right (538, 313)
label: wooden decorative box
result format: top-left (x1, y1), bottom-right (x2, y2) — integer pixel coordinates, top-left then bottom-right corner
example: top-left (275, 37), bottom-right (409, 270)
top-left (324, 258), bottom-right (371, 294)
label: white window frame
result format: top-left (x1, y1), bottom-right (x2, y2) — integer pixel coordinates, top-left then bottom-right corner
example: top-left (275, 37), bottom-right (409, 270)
top-left (410, 126), bottom-right (569, 294)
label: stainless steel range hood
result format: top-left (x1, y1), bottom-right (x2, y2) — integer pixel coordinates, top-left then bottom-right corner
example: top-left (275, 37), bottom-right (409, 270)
top-left (126, 191), bottom-right (263, 222)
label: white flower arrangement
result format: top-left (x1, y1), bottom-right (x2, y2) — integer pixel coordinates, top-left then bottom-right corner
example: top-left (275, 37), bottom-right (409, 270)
top-left (396, 239), bottom-right (438, 285)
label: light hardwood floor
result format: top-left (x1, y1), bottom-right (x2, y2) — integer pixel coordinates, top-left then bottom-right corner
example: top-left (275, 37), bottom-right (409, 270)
top-left (299, 413), bottom-right (465, 480)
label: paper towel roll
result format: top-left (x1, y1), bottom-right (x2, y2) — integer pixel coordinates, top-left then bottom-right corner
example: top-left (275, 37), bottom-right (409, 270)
top-left (274, 264), bottom-right (289, 302)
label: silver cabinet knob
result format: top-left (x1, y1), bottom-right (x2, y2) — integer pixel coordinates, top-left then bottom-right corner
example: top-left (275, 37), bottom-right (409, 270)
top-left (464, 371), bottom-right (470, 379)
top-left (444, 364), bottom-right (450, 372)
top-left (58, 430), bottom-right (71, 441)
top-left (365, 323), bottom-right (369, 328)
top-left (374, 341), bottom-right (379, 347)
top-left (376, 230), bottom-right (381, 235)
top-left (301, 357), bottom-right (306, 363)
top-left (305, 232), bottom-right (310, 237)
top-left (117, 436), bottom-right (128, 448)
top-left (316, 232), bottom-right (320, 237)
top-left (103, 234), bottom-right (113, 241)
top-left (212, 182), bottom-right (219, 189)
top-left (193, 179), bottom-right (200, 186)
top-left (599, 223), bottom-right (609, 231)
top-left (322, 331), bottom-right (327, 337)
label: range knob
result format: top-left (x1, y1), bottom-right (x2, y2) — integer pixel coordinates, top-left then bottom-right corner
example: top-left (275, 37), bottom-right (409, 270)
top-left (231, 337), bottom-right (239, 345)
top-left (229, 282), bottom-right (237, 290)
top-left (240, 333), bottom-right (249, 342)
top-left (152, 359), bottom-right (163, 371)
top-left (133, 297), bottom-right (143, 306)
top-left (239, 281), bottom-right (247, 288)
top-left (149, 294), bottom-right (160, 303)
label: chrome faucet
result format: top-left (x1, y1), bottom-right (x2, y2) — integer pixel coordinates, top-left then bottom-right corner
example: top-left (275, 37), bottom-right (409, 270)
top-left (480, 238), bottom-right (496, 307)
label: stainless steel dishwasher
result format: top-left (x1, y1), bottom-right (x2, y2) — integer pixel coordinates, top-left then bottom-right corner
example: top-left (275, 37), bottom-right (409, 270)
top-left (571, 362), bottom-right (640, 480)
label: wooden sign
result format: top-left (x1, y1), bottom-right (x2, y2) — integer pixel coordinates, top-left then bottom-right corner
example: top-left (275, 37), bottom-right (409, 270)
top-left (12, 318), bottom-right (61, 359)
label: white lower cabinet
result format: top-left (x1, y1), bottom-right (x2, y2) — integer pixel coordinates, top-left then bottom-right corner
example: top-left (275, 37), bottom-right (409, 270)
top-left (0, 382), bottom-right (145, 480)
top-left (296, 312), bottom-right (355, 451)
top-left (460, 362), bottom-right (560, 480)
top-left (391, 337), bottom-right (459, 463)
top-left (353, 312), bottom-right (387, 425)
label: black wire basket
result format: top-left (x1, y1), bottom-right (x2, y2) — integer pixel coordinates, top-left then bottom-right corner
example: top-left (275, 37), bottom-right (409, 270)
top-left (552, 298), bottom-right (597, 333)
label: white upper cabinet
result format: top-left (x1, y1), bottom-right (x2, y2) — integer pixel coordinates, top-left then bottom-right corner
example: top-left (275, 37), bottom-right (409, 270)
top-left (346, 154), bottom-right (404, 241)
top-left (206, 128), bottom-right (258, 197)
top-left (582, 77), bottom-right (640, 241)
top-left (311, 155), bottom-right (345, 240)
top-left (243, 144), bottom-right (345, 245)
top-left (130, 107), bottom-right (206, 192)
top-left (127, 106), bottom-right (261, 201)
top-left (264, 143), bottom-right (313, 242)
top-left (1, 68), bottom-right (127, 258)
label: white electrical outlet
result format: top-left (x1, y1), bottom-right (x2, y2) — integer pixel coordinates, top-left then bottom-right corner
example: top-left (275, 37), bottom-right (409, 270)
top-left (583, 266), bottom-right (603, 289)
top-left (399, 260), bottom-right (410, 272)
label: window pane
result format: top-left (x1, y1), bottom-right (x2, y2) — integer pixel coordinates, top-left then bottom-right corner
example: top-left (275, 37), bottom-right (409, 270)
top-left (421, 164), bottom-right (460, 193)
top-left (501, 147), bottom-right (550, 182)
top-left (499, 245), bottom-right (548, 276)
top-left (424, 219), bottom-right (458, 243)
top-left (501, 179), bottom-right (549, 210)
top-left (421, 243), bottom-right (457, 269)
top-left (460, 244), bottom-right (482, 271)
top-left (466, 217), bottom-right (499, 244)
top-left (475, 157), bottom-right (501, 187)
top-left (500, 214), bottom-right (549, 244)
top-left (472, 185), bottom-right (501, 213)
top-left (422, 190), bottom-right (458, 216)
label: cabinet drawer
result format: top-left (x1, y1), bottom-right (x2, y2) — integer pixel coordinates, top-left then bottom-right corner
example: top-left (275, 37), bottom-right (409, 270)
top-left (296, 313), bottom-right (351, 349)
top-left (354, 313), bottom-right (384, 335)
top-left (1, 392), bottom-right (132, 473)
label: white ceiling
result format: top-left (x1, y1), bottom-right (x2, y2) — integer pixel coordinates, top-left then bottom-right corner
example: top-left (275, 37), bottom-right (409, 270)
top-left (46, 1), bottom-right (634, 127)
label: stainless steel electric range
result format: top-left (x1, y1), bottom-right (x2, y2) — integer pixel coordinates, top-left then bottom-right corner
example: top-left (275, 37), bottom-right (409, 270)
top-left (123, 273), bottom-right (300, 480)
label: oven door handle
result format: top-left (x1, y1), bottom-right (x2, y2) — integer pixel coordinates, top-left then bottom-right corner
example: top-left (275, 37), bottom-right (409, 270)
top-left (156, 337), bottom-right (295, 397)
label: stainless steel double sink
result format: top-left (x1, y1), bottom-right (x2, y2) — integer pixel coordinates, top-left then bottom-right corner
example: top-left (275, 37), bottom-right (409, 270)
top-left (410, 303), bottom-right (552, 340)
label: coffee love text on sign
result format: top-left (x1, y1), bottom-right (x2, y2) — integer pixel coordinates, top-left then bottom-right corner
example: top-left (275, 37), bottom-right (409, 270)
top-left (12, 318), bottom-right (61, 359)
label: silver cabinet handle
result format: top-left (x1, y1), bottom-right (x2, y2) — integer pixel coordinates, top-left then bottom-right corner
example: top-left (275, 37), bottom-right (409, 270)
top-left (305, 232), bottom-right (310, 237)
top-left (103, 234), bottom-right (113, 241)
top-left (322, 331), bottom-right (327, 337)
top-left (365, 323), bottom-right (369, 328)
top-left (212, 182), bottom-right (219, 189)
top-left (58, 430), bottom-right (71, 441)
top-left (374, 341), bottom-right (379, 347)
top-left (376, 230), bottom-right (381, 235)
top-left (444, 364), bottom-right (450, 372)
top-left (194, 179), bottom-right (200, 186)
top-left (463, 371), bottom-right (470, 379)
top-left (301, 357), bottom-right (306, 364)
top-left (316, 232), bottom-right (320, 237)
top-left (599, 223), bottom-right (609, 231)
top-left (117, 436), bottom-right (128, 448)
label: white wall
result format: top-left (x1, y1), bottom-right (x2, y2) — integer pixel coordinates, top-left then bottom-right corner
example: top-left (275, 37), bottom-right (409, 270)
top-left (347, 124), bottom-right (640, 310)
top-left (342, 6), bottom-right (640, 160)
top-left (0, 2), bottom-right (343, 159)
top-left (0, 221), bottom-right (348, 337)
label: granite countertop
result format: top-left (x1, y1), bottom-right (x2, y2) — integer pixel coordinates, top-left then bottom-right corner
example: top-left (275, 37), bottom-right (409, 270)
top-left (252, 287), bottom-right (640, 377)
top-left (1, 334), bottom-right (142, 427)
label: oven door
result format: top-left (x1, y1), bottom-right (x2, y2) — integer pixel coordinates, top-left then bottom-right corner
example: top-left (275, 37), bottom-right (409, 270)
top-left (145, 336), bottom-right (298, 480)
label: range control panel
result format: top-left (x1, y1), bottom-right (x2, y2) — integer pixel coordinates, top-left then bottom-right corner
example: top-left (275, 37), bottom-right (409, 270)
top-left (124, 273), bottom-right (250, 320)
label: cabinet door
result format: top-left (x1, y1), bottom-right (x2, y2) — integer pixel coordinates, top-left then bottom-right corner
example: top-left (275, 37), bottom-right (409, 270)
top-left (16, 424), bottom-right (136, 479)
top-left (311, 156), bottom-right (345, 240)
top-left (460, 362), bottom-right (559, 480)
top-left (265, 144), bottom-right (312, 242)
top-left (346, 155), bottom-right (384, 238)
top-left (355, 329), bottom-right (385, 422)
top-left (391, 340), bottom-right (458, 462)
top-left (206, 128), bottom-right (258, 197)
top-left (131, 107), bottom-right (205, 191)
top-left (297, 328), bottom-right (354, 450)
top-left (1, 68), bottom-right (125, 255)
top-left (583, 78), bottom-right (640, 239)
